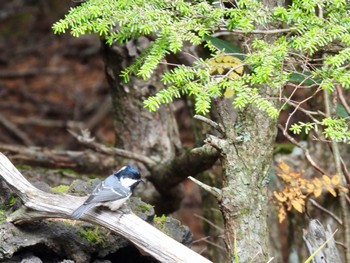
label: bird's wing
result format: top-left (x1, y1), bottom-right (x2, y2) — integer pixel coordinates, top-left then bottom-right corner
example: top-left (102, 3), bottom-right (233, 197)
top-left (83, 180), bottom-right (129, 204)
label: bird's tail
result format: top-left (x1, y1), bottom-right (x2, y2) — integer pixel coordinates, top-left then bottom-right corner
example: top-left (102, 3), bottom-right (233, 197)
top-left (71, 203), bottom-right (94, 219)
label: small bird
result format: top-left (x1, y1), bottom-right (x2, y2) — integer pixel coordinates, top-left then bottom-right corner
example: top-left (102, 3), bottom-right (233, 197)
top-left (71, 165), bottom-right (142, 219)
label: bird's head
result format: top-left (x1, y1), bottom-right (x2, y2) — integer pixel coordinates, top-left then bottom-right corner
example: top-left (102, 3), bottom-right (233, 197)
top-left (115, 165), bottom-right (142, 191)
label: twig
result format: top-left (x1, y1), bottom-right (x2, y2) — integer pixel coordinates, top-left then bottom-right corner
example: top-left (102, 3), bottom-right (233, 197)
top-left (68, 129), bottom-right (157, 167)
top-left (149, 144), bottom-right (219, 189)
top-left (0, 153), bottom-right (212, 263)
top-left (0, 113), bottom-right (33, 146)
top-left (0, 143), bottom-right (115, 173)
top-left (199, 238), bottom-right (226, 252)
top-left (188, 176), bottom-right (222, 198)
top-left (336, 85), bottom-right (350, 116)
top-left (278, 124), bottom-right (327, 175)
top-left (194, 115), bottom-right (225, 135)
top-left (284, 87), bottom-right (322, 135)
top-left (309, 198), bottom-right (343, 225)
top-left (194, 213), bottom-right (224, 232)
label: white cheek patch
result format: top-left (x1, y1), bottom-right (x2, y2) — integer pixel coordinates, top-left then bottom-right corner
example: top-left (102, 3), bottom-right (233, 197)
top-left (120, 177), bottom-right (139, 188)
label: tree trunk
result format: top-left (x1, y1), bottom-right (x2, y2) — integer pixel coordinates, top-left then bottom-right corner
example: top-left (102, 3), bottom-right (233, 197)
top-left (102, 38), bottom-right (184, 213)
top-left (212, 98), bottom-right (277, 262)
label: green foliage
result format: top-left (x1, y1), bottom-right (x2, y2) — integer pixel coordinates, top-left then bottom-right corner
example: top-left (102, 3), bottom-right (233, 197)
top-left (54, 0), bottom-right (350, 128)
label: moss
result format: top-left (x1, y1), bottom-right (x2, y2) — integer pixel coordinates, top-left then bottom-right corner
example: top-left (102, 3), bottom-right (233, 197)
top-left (7, 195), bottom-right (18, 208)
top-left (51, 185), bottom-right (70, 194)
top-left (0, 209), bottom-right (5, 223)
top-left (15, 164), bottom-right (32, 170)
top-left (77, 226), bottom-right (107, 246)
top-left (134, 202), bottom-right (153, 213)
top-left (153, 215), bottom-right (170, 234)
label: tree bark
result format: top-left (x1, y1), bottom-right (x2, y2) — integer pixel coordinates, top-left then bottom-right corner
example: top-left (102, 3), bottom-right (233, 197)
top-left (211, 98), bottom-right (277, 262)
top-left (102, 38), bottom-right (185, 213)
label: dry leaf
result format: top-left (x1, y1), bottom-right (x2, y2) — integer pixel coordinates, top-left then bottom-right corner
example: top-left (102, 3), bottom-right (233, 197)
top-left (291, 199), bottom-right (304, 213)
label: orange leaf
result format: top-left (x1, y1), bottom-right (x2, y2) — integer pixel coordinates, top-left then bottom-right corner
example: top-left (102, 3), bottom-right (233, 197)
top-left (322, 175), bottom-right (331, 185)
top-left (291, 199), bottom-right (304, 213)
top-left (278, 162), bottom-right (290, 173)
top-left (325, 185), bottom-right (337, 197)
top-left (274, 191), bottom-right (287, 202)
top-left (313, 178), bottom-right (323, 188)
top-left (331, 175), bottom-right (341, 185)
top-left (305, 183), bottom-right (315, 193)
top-left (278, 206), bottom-right (287, 223)
top-left (313, 188), bottom-right (322, 198)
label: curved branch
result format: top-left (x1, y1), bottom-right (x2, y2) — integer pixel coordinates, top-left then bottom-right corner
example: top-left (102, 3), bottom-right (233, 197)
top-left (0, 143), bottom-right (115, 173)
top-left (0, 153), bottom-right (211, 263)
top-left (150, 144), bottom-right (219, 190)
top-left (68, 129), bottom-right (157, 167)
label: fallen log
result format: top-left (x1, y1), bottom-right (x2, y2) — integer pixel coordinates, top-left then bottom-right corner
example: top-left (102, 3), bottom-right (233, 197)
top-left (0, 153), bottom-right (211, 263)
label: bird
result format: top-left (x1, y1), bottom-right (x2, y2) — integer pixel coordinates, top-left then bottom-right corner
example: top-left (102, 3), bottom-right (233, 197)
top-left (71, 165), bottom-right (142, 219)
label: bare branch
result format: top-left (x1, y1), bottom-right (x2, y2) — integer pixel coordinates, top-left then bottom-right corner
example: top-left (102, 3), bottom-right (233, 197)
top-left (336, 85), bottom-right (350, 116)
top-left (69, 129), bottom-right (157, 167)
top-left (0, 143), bottom-right (116, 173)
top-left (0, 153), bottom-right (212, 263)
top-left (193, 213), bottom-right (223, 232)
top-left (194, 115), bottom-right (225, 135)
top-left (150, 144), bottom-right (219, 189)
top-left (309, 198), bottom-right (342, 225)
top-left (189, 177), bottom-right (222, 199)
top-left (278, 124), bottom-right (327, 175)
top-left (0, 114), bottom-right (33, 146)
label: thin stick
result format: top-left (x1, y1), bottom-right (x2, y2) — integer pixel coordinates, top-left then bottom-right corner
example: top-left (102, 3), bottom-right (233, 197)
top-left (278, 124), bottom-right (327, 175)
top-left (188, 176), bottom-right (222, 198)
top-left (309, 198), bottom-right (342, 225)
top-left (194, 214), bottom-right (224, 232)
top-left (68, 129), bottom-right (157, 167)
top-left (194, 115), bottom-right (225, 135)
top-left (0, 114), bottom-right (33, 146)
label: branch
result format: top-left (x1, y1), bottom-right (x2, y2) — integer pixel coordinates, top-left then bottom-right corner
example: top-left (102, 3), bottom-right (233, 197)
top-left (309, 198), bottom-right (342, 225)
top-left (278, 125), bottom-right (327, 175)
top-left (150, 144), bottom-right (220, 189)
top-left (69, 129), bottom-right (157, 167)
top-left (336, 85), bottom-right (350, 116)
top-left (0, 153), bottom-right (212, 263)
top-left (194, 115), bottom-right (225, 135)
top-left (188, 176), bottom-right (222, 199)
top-left (0, 114), bottom-right (33, 146)
top-left (0, 143), bottom-right (115, 173)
